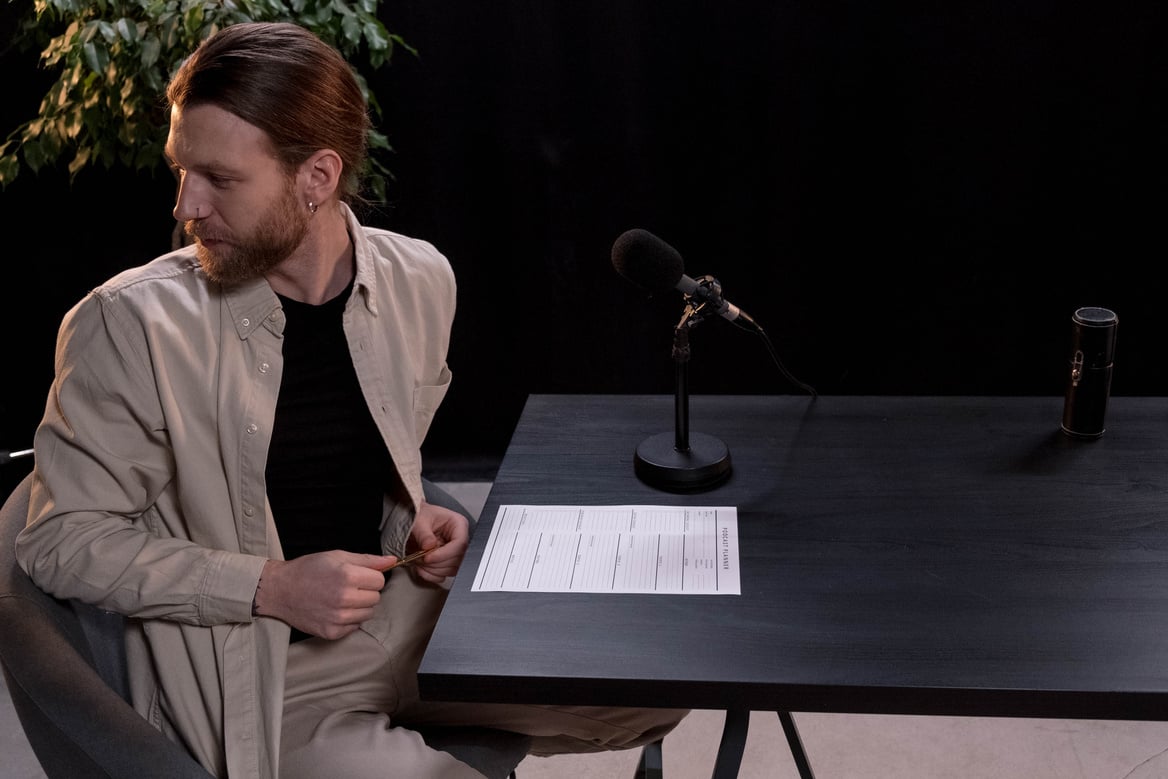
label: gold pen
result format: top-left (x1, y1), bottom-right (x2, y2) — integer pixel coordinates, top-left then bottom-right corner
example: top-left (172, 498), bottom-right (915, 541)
top-left (390, 545), bottom-right (442, 569)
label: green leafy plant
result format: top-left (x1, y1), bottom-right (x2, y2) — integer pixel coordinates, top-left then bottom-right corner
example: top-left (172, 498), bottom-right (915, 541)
top-left (1, 0), bottom-right (410, 213)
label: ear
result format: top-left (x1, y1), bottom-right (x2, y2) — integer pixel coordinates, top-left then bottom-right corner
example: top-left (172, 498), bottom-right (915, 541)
top-left (299, 148), bottom-right (343, 206)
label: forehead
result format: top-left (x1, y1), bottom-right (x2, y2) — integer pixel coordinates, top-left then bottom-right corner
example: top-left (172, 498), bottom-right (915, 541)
top-left (165, 103), bottom-right (278, 168)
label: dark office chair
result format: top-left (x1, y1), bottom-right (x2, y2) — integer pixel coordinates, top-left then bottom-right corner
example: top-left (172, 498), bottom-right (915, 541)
top-left (0, 471), bottom-right (532, 779)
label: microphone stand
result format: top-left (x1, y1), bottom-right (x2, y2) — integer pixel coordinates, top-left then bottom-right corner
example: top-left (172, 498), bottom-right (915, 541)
top-left (633, 295), bottom-right (732, 492)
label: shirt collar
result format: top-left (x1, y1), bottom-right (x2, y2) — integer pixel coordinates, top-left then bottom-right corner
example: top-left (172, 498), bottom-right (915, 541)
top-left (221, 202), bottom-right (374, 338)
top-left (344, 202), bottom-right (379, 318)
top-left (223, 275), bottom-right (283, 340)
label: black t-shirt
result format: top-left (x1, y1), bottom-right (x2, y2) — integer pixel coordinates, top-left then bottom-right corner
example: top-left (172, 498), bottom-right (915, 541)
top-left (265, 282), bottom-right (394, 564)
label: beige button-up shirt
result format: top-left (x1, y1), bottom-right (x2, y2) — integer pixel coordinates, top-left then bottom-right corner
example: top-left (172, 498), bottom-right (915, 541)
top-left (16, 204), bottom-right (455, 778)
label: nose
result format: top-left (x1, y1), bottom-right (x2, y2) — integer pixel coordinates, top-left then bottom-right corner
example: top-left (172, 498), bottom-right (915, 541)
top-left (172, 179), bottom-right (206, 222)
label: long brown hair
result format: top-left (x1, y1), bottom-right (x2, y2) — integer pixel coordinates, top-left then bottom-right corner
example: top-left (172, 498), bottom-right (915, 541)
top-left (167, 22), bottom-right (371, 204)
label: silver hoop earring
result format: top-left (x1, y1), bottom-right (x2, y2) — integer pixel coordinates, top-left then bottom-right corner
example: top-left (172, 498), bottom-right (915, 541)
top-left (308, 201), bottom-right (318, 214)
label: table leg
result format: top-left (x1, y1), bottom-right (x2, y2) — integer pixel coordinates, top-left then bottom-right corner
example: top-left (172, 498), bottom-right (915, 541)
top-left (710, 708), bottom-right (749, 779)
top-left (634, 738), bottom-right (663, 779)
top-left (777, 711), bottom-right (815, 779)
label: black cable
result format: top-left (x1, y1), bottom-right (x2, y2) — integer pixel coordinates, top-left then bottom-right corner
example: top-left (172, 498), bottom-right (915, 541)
top-left (731, 320), bottom-right (817, 397)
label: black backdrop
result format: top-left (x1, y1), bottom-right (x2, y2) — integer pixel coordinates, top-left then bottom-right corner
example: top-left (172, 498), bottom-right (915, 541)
top-left (3, 1), bottom-right (1166, 489)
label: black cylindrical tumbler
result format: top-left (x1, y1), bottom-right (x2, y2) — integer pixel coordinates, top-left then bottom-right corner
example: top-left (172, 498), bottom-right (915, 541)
top-left (1061, 306), bottom-right (1118, 439)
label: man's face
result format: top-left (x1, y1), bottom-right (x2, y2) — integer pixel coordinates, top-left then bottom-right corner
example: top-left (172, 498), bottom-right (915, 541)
top-left (165, 103), bottom-right (310, 285)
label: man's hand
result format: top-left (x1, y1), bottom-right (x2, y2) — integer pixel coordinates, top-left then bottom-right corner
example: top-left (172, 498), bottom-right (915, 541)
top-left (253, 551), bottom-right (394, 640)
top-left (251, 503), bottom-right (469, 638)
top-left (401, 500), bottom-right (470, 585)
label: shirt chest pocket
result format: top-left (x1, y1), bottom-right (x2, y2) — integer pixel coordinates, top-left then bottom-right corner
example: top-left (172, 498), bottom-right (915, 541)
top-left (411, 367), bottom-right (452, 443)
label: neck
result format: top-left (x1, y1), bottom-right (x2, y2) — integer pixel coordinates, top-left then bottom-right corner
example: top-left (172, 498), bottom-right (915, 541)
top-left (265, 203), bottom-right (354, 304)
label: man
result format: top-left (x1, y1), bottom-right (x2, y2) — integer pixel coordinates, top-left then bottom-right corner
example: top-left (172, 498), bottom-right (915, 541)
top-left (16, 21), bottom-right (685, 779)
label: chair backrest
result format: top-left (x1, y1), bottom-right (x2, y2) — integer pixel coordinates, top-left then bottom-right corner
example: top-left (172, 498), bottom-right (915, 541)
top-left (1, 473), bottom-right (528, 779)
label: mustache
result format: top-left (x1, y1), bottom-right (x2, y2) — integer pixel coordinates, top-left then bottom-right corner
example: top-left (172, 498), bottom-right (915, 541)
top-left (185, 222), bottom-right (228, 243)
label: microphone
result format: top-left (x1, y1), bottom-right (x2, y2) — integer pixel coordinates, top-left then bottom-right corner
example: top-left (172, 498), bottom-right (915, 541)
top-left (611, 228), bottom-right (760, 331)
top-left (610, 227), bottom-right (817, 403)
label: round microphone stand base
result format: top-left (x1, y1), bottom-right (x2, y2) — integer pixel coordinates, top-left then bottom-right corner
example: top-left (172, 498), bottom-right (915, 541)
top-left (634, 431), bottom-right (732, 493)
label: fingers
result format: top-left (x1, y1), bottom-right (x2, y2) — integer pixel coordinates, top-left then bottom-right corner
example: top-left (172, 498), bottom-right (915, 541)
top-left (387, 546), bottom-right (437, 569)
top-left (408, 541), bottom-right (466, 583)
top-left (329, 551), bottom-right (397, 579)
top-left (415, 541), bottom-right (461, 568)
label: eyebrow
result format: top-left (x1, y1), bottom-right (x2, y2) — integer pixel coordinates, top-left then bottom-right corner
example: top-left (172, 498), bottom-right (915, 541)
top-left (163, 149), bottom-right (242, 177)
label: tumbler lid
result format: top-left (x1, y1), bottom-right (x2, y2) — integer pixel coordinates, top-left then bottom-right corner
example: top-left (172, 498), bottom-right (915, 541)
top-left (1072, 307), bottom-right (1118, 328)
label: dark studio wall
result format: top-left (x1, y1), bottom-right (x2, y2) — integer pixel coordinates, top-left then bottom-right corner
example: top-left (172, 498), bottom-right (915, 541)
top-left (2, 1), bottom-right (1166, 491)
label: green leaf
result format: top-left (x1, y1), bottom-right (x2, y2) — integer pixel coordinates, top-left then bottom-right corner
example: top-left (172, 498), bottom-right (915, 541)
top-left (78, 21), bottom-right (97, 45)
top-left (68, 144), bottom-right (91, 175)
top-left (183, 4), bottom-right (205, 37)
top-left (141, 34), bottom-right (161, 67)
top-left (143, 65), bottom-right (165, 93)
top-left (341, 12), bottom-right (359, 42)
top-left (96, 20), bottom-right (117, 43)
top-left (363, 19), bottom-right (387, 52)
top-left (0, 154), bottom-right (20, 188)
top-left (81, 41), bottom-right (103, 74)
top-left (367, 128), bottom-right (389, 151)
top-left (25, 137), bottom-right (48, 171)
top-left (63, 106), bottom-right (83, 138)
top-left (309, 4), bottom-right (334, 26)
top-left (161, 14), bottom-right (183, 50)
top-left (366, 89), bottom-right (382, 118)
top-left (115, 17), bottom-right (138, 42)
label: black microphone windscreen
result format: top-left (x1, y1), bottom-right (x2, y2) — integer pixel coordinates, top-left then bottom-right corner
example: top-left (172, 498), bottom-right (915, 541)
top-left (611, 229), bottom-right (684, 292)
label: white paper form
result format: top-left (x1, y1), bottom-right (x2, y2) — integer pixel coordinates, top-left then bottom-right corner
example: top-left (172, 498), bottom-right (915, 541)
top-left (471, 505), bottom-right (740, 594)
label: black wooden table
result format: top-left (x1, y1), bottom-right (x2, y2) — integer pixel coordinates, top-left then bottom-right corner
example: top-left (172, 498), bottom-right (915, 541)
top-left (419, 394), bottom-right (1168, 777)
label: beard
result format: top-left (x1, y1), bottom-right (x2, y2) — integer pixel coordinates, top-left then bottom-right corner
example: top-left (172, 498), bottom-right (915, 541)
top-left (187, 180), bottom-right (310, 286)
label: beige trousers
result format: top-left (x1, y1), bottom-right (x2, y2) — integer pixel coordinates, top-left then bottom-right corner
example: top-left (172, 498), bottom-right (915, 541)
top-left (280, 567), bottom-right (688, 778)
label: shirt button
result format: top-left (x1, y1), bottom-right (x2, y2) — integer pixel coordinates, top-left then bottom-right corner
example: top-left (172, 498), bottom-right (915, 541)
top-left (246, 424), bottom-right (258, 435)
top-left (258, 362), bottom-right (269, 374)
top-left (244, 506), bottom-right (254, 517)
top-left (241, 317), bottom-right (251, 328)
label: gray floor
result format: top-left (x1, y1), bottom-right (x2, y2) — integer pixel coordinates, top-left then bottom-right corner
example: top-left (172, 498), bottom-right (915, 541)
top-left (7, 482), bottom-right (1168, 778)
